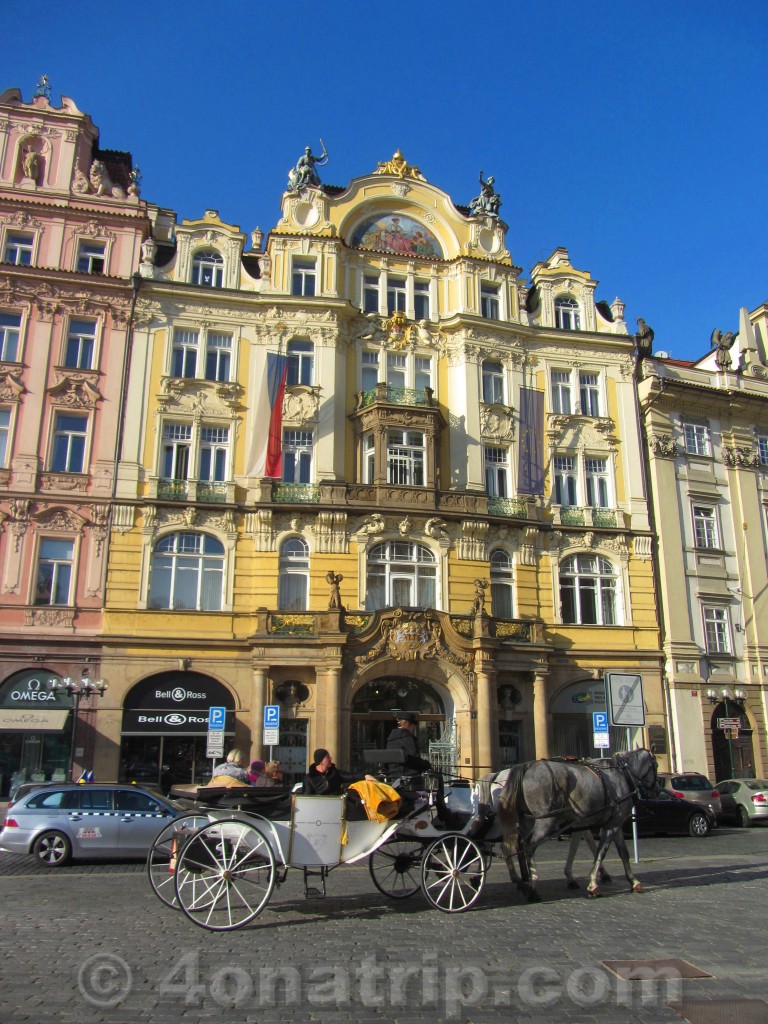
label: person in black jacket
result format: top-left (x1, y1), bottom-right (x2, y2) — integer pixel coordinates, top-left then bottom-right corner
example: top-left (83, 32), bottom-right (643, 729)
top-left (386, 712), bottom-right (431, 776)
top-left (302, 749), bottom-right (376, 795)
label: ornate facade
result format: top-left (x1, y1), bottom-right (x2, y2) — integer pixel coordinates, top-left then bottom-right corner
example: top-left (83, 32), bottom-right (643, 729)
top-left (0, 90), bottom-right (667, 792)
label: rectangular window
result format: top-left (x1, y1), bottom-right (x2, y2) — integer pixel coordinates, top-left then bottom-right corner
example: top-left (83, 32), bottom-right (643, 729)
top-left (758, 435), bottom-right (768, 465)
top-left (554, 455), bottom-right (577, 506)
top-left (551, 370), bottom-right (572, 414)
top-left (703, 606), bottom-right (730, 654)
top-left (0, 312), bottom-right (21, 362)
top-left (364, 432), bottom-right (375, 484)
top-left (585, 457), bottom-right (609, 508)
top-left (171, 328), bottom-right (199, 378)
top-left (481, 283), bottom-right (500, 320)
top-left (684, 423), bottom-right (711, 456)
top-left (693, 505), bottom-right (719, 549)
top-left (286, 340), bottom-right (314, 386)
top-left (35, 538), bottom-right (74, 606)
top-left (387, 429), bottom-right (424, 486)
top-left (64, 319), bottom-right (96, 370)
top-left (387, 277), bottom-right (407, 314)
top-left (204, 332), bottom-right (232, 382)
top-left (482, 362), bottom-right (504, 404)
top-left (292, 258), bottom-right (316, 297)
top-left (361, 350), bottom-right (379, 392)
top-left (579, 373), bottom-right (600, 416)
top-left (415, 355), bottom-right (432, 394)
top-left (0, 408), bottom-right (10, 466)
top-left (199, 426), bottom-right (229, 482)
top-left (77, 241), bottom-right (106, 275)
top-left (162, 423), bottom-right (192, 479)
top-left (364, 275), bottom-right (380, 314)
top-left (4, 232), bottom-right (34, 266)
top-left (283, 429), bottom-right (313, 483)
top-left (387, 353), bottom-right (407, 390)
top-left (414, 280), bottom-right (430, 320)
top-left (485, 446), bottom-right (509, 497)
top-left (51, 413), bottom-right (87, 473)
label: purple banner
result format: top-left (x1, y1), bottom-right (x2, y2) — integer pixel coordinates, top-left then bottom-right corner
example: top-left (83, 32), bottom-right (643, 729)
top-left (517, 387), bottom-right (545, 495)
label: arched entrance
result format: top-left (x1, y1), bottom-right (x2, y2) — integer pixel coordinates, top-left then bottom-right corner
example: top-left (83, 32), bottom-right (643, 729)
top-left (710, 703), bottom-right (755, 781)
top-left (120, 671), bottom-right (236, 791)
top-left (350, 677), bottom-right (446, 774)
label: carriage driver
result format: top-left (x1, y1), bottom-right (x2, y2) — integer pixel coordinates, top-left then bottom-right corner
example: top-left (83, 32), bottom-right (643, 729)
top-left (386, 711), bottom-right (432, 776)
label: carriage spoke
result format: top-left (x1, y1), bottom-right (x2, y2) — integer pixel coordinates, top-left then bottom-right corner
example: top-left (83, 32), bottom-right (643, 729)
top-left (421, 835), bottom-right (485, 914)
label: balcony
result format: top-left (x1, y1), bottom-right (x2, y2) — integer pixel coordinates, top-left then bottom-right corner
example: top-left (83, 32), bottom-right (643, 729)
top-left (357, 384), bottom-right (436, 410)
top-left (488, 496), bottom-right (529, 518)
top-left (551, 505), bottom-right (619, 528)
top-left (272, 483), bottom-right (320, 504)
top-left (197, 482), bottom-right (228, 504)
top-left (157, 479), bottom-right (189, 501)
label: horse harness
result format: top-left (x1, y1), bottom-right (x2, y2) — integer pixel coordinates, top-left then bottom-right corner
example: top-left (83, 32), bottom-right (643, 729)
top-left (519, 755), bottom-right (641, 823)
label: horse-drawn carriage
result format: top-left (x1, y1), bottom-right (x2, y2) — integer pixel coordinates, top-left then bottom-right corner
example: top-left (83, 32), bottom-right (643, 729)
top-left (147, 748), bottom-right (658, 931)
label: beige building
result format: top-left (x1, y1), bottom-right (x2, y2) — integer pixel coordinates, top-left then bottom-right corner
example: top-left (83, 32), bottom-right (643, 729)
top-left (638, 311), bottom-right (768, 780)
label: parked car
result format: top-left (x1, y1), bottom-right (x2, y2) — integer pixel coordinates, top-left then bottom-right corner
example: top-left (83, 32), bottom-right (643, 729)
top-left (657, 772), bottom-right (722, 819)
top-left (0, 784), bottom-right (185, 866)
top-left (623, 789), bottom-right (716, 838)
top-left (717, 779), bottom-right (768, 827)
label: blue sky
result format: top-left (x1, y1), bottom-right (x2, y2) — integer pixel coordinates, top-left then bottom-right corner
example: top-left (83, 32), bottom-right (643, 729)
top-left (4, 1), bottom-right (766, 360)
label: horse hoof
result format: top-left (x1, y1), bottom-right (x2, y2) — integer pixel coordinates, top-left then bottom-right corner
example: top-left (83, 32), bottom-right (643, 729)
top-left (567, 880), bottom-right (580, 890)
top-left (632, 882), bottom-right (644, 893)
top-left (586, 888), bottom-right (602, 899)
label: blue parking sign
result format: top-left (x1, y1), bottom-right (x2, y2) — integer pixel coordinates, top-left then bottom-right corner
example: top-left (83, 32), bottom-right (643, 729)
top-left (263, 705), bottom-right (280, 729)
top-left (592, 711), bottom-right (608, 732)
top-left (208, 706), bottom-right (226, 731)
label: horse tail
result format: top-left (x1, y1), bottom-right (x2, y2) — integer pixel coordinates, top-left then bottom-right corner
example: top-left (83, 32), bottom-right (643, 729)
top-left (497, 762), bottom-right (528, 856)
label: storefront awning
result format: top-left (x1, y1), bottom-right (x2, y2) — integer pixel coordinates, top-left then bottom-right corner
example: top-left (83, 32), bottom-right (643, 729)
top-left (0, 709), bottom-right (70, 732)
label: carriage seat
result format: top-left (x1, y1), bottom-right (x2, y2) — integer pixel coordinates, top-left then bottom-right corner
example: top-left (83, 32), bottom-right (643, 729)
top-left (170, 783), bottom-right (293, 820)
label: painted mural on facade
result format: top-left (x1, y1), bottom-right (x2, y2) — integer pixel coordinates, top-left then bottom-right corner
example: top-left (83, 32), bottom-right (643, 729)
top-left (350, 214), bottom-right (442, 258)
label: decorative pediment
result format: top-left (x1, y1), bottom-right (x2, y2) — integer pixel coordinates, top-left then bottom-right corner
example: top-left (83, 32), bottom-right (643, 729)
top-left (48, 374), bottom-right (101, 408)
top-left (283, 385), bottom-right (320, 426)
top-left (157, 377), bottom-right (242, 414)
top-left (34, 507), bottom-right (86, 532)
top-left (0, 370), bottom-right (25, 402)
top-left (354, 609), bottom-right (472, 670)
top-left (547, 415), bottom-right (617, 450)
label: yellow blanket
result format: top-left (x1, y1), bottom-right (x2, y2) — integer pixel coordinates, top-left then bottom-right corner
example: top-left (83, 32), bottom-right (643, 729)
top-left (348, 780), bottom-right (401, 822)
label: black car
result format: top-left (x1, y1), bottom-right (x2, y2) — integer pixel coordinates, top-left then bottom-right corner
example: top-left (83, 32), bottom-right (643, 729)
top-left (623, 788), bottom-right (715, 838)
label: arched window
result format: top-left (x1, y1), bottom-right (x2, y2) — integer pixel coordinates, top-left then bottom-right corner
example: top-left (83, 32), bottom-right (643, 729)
top-left (278, 538), bottom-right (309, 610)
top-left (366, 541), bottom-right (437, 611)
top-left (554, 296), bottom-right (580, 330)
top-left (148, 533), bottom-right (224, 611)
top-left (490, 549), bottom-right (514, 618)
top-left (559, 554), bottom-right (617, 625)
top-left (191, 250), bottom-right (224, 288)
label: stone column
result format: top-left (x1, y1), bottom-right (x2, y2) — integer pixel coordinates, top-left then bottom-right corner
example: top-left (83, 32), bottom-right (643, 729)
top-left (324, 667), bottom-right (341, 764)
top-left (249, 667), bottom-right (267, 760)
top-left (474, 664), bottom-right (496, 777)
top-left (533, 671), bottom-right (551, 759)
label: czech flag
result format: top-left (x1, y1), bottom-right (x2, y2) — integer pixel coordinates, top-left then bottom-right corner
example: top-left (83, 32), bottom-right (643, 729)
top-left (250, 352), bottom-right (288, 478)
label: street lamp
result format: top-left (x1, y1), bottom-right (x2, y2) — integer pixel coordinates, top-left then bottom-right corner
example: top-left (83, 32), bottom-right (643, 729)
top-left (53, 670), bottom-right (108, 781)
top-left (706, 687), bottom-right (746, 777)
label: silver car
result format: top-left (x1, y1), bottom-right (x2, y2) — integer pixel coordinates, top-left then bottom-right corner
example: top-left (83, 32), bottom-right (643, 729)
top-left (657, 773), bottom-right (722, 819)
top-left (0, 784), bottom-right (184, 866)
top-left (717, 779), bottom-right (768, 827)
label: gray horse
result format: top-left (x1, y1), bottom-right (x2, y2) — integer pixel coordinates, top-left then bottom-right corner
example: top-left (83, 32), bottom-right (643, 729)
top-left (496, 749), bottom-right (658, 901)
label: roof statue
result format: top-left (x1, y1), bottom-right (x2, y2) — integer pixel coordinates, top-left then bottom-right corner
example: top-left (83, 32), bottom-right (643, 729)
top-left (374, 149), bottom-right (425, 180)
top-left (634, 317), bottom-right (655, 360)
top-left (287, 140), bottom-right (328, 192)
top-left (710, 328), bottom-right (737, 371)
top-left (33, 74), bottom-right (51, 101)
top-left (468, 171), bottom-right (501, 219)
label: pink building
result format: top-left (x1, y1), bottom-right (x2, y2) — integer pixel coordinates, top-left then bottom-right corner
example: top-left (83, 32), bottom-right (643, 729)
top-left (0, 83), bottom-right (152, 793)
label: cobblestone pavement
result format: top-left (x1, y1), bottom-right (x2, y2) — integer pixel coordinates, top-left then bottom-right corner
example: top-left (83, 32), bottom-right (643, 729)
top-left (0, 827), bottom-right (766, 1024)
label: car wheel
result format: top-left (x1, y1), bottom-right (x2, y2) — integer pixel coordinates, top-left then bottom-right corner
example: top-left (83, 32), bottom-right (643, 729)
top-left (34, 830), bottom-right (72, 867)
top-left (688, 813), bottom-right (710, 838)
top-left (738, 806), bottom-right (752, 828)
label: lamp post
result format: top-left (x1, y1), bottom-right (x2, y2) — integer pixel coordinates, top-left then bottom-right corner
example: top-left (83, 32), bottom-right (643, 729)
top-left (706, 687), bottom-right (746, 778)
top-left (54, 671), bottom-right (108, 781)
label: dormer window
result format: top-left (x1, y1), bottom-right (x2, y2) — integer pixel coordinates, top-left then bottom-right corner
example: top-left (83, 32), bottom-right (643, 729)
top-left (554, 296), bottom-right (580, 330)
top-left (192, 250), bottom-right (224, 288)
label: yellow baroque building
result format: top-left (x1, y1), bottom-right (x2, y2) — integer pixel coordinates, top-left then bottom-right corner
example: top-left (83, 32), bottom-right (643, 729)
top-left (97, 153), bottom-right (664, 786)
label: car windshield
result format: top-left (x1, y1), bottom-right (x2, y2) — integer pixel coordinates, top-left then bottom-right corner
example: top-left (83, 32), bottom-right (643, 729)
top-left (671, 777), bottom-right (712, 791)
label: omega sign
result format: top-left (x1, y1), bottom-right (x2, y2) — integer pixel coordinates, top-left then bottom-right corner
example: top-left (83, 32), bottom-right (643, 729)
top-left (0, 671), bottom-right (71, 709)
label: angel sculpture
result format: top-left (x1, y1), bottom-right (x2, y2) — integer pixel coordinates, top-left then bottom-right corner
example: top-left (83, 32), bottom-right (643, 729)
top-left (710, 328), bottom-right (737, 371)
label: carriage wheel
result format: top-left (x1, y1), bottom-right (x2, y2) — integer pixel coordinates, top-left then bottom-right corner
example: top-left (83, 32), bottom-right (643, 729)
top-left (147, 814), bottom-right (212, 908)
top-left (369, 840), bottom-right (424, 899)
top-left (174, 820), bottom-right (276, 931)
top-left (421, 833), bottom-right (486, 913)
